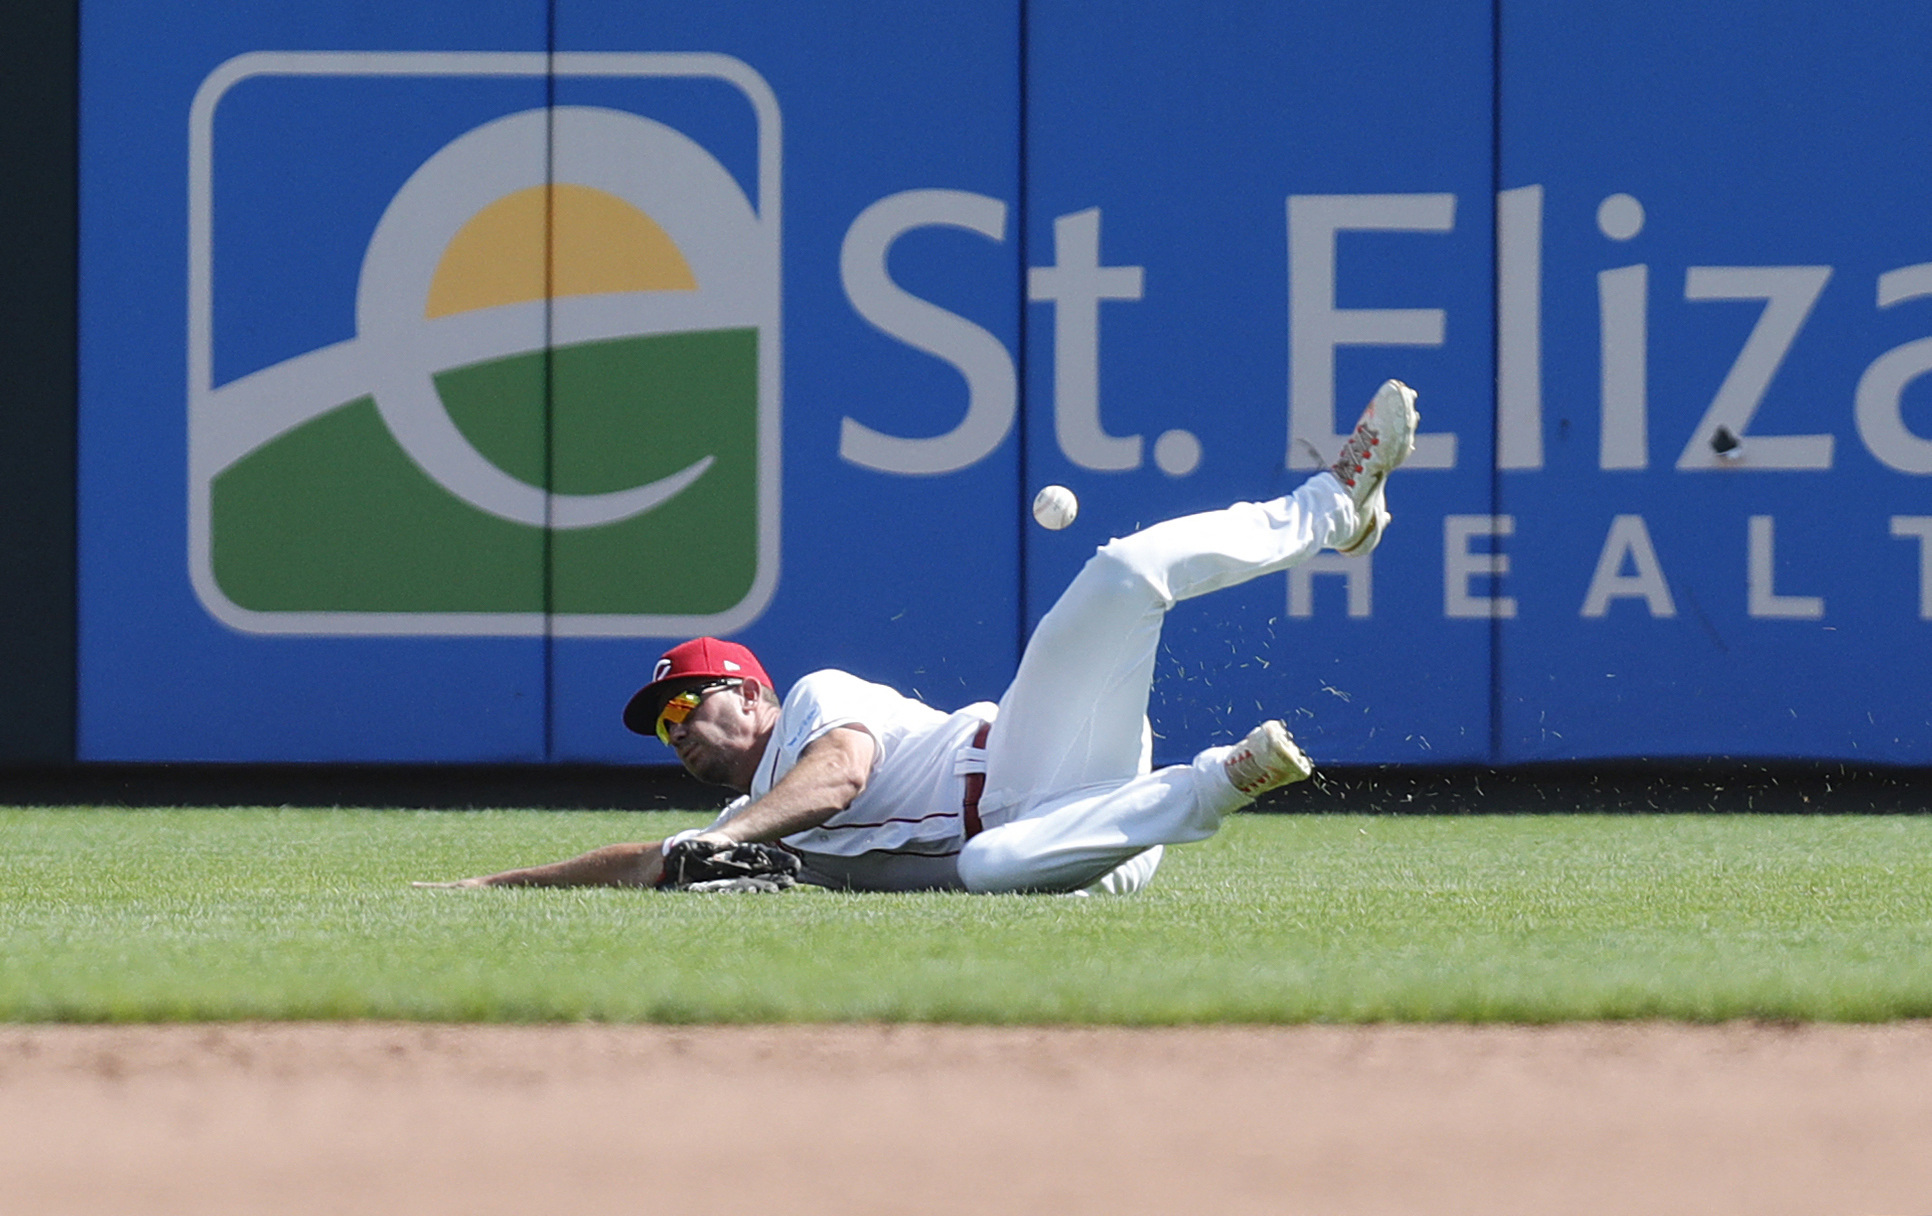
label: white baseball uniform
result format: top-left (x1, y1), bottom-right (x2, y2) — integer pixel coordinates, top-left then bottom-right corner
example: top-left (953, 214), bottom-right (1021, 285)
top-left (699, 471), bottom-right (1364, 893)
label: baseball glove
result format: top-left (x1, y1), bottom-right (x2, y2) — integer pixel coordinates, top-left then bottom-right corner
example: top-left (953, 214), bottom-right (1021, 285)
top-left (658, 838), bottom-right (802, 893)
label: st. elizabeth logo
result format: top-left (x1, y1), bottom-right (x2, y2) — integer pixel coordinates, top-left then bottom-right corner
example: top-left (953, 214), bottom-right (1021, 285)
top-left (187, 53), bottom-right (780, 636)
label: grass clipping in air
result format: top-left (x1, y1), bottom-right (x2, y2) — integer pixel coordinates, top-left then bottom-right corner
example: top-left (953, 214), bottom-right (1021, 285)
top-left (3, 807), bottom-right (1930, 1023)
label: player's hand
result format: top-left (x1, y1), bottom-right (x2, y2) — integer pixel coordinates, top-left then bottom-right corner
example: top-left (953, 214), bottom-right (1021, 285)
top-left (657, 838), bottom-right (801, 892)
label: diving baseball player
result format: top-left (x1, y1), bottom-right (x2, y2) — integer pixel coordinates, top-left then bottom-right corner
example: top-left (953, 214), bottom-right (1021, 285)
top-left (419, 379), bottom-right (1419, 894)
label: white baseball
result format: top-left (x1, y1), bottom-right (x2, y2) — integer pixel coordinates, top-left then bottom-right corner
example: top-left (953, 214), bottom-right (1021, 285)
top-left (1032, 485), bottom-right (1078, 530)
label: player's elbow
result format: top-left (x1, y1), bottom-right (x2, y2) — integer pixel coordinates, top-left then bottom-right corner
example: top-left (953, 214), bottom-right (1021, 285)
top-left (825, 760), bottom-right (870, 810)
top-left (815, 728), bottom-right (878, 810)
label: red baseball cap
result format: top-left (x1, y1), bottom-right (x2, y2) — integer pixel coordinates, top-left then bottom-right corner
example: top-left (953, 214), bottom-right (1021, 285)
top-left (622, 637), bottom-right (776, 736)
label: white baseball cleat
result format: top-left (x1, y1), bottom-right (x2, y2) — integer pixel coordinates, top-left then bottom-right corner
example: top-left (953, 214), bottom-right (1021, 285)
top-left (1223, 720), bottom-right (1314, 798)
top-left (1330, 379), bottom-right (1419, 556)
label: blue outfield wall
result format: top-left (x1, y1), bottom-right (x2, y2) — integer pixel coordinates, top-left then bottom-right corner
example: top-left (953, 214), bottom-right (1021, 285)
top-left (1497, 3), bottom-right (1932, 762)
top-left (75, 0), bottom-right (1932, 766)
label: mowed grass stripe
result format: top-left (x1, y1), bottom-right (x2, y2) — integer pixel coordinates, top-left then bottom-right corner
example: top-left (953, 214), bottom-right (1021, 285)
top-left (2, 808), bottom-right (1929, 1023)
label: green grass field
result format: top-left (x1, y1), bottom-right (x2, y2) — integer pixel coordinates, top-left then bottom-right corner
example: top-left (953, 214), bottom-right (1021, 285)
top-left (3, 807), bottom-right (1930, 1023)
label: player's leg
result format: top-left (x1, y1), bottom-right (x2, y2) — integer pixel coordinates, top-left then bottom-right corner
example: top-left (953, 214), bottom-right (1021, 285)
top-left (1069, 719), bottom-right (1161, 894)
top-left (1076, 844), bottom-right (1164, 896)
top-left (959, 721), bottom-right (1311, 893)
top-left (980, 480), bottom-right (1342, 815)
top-left (981, 379), bottom-right (1414, 817)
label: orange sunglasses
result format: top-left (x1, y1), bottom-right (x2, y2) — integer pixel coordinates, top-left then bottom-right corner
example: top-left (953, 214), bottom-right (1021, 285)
top-left (655, 679), bottom-right (742, 744)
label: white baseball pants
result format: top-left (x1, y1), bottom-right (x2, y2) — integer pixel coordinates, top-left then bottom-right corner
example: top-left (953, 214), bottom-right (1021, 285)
top-left (955, 471), bottom-right (1361, 894)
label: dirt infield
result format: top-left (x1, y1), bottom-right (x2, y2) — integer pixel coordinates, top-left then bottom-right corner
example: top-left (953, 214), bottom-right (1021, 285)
top-left (4, 1023), bottom-right (1930, 1216)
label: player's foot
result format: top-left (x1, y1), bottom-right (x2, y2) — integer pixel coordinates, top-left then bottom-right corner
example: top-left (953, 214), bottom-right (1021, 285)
top-left (1330, 379), bottom-right (1419, 556)
top-left (1223, 720), bottom-right (1314, 797)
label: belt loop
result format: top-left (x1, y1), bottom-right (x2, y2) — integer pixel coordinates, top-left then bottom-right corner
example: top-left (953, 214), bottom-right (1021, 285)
top-left (962, 721), bottom-right (992, 838)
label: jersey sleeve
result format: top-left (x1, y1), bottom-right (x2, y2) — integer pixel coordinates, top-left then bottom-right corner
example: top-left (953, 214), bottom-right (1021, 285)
top-left (774, 670), bottom-right (892, 760)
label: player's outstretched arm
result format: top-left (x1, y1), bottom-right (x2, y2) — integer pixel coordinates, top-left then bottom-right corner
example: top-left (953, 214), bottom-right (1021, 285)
top-left (413, 840), bottom-right (664, 889)
top-left (696, 725), bottom-right (876, 845)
